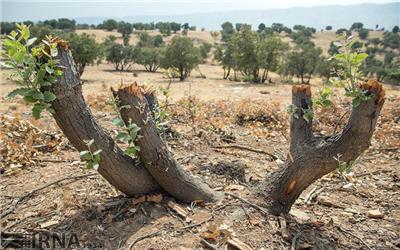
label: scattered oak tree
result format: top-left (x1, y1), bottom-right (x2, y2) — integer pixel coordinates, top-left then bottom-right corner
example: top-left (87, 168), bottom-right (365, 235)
top-left (64, 33), bottom-right (103, 75)
top-left (162, 36), bottom-right (201, 81)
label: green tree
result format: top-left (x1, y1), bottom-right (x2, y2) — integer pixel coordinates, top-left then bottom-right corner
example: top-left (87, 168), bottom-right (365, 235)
top-left (382, 32), bottom-right (400, 49)
top-left (105, 43), bottom-right (136, 71)
top-left (117, 22), bottom-right (133, 45)
top-left (221, 21), bottom-right (235, 42)
top-left (358, 28), bottom-right (369, 40)
top-left (157, 22), bottom-right (171, 36)
top-left (170, 22), bottom-right (181, 33)
top-left (65, 33), bottom-right (103, 75)
top-left (258, 23), bottom-right (266, 33)
top-left (214, 43), bottom-right (235, 79)
top-left (102, 19), bottom-right (118, 31)
top-left (56, 18), bottom-right (76, 30)
top-left (284, 44), bottom-right (323, 84)
top-left (136, 47), bottom-right (165, 72)
top-left (230, 27), bottom-right (261, 82)
top-left (162, 36), bottom-right (201, 81)
top-left (199, 42), bottom-right (212, 62)
top-left (336, 28), bottom-right (351, 36)
top-left (393, 25), bottom-right (400, 33)
top-left (0, 22), bottom-right (16, 34)
top-left (136, 32), bottom-right (164, 47)
top-left (271, 23), bottom-right (285, 33)
top-left (325, 25), bottom-right (333, 31)
top-left (350, 22), bottom-right (364, 31)
top-left (258, 36), bottom-right (289, 83)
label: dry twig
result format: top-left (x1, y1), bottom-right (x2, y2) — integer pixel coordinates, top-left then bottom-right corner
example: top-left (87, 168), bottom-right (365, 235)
top-left (1, 173), bottom-right (96, 218)
top-left (337, 226), bottom-right (373, 250)
top-left (212, 144), bottom-right (277, 160)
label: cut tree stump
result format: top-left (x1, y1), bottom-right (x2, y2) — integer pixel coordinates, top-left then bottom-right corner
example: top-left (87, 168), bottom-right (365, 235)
top-left (50, 47), bottom-right (160, 196)
top-left (260, 81), bottom-right (385, 215)
top-left (113, 83), bottom-right (220, 202)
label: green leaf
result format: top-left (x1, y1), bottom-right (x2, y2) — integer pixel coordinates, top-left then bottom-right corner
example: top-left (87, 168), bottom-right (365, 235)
top-left (32, 103), bottom-right (46, 119)
top-left (92, 149), bottom-right (102, 156)
top-left (26, 37), bottom-right (37, 47)
top-left (125, 146), bottom-right (138, 156)
top-left (322, 99), bottom-right (333, 107)
top-left (80, 150), bottom-right (92, 160)
top-left (43, 91), bottom-right (56, 102)
top-left (354, 53), bottom-right (368, 63)
top-left (45, 65), bottom-right (54, 74)
top-left (92, 163), bottom-right (99, 171)
top-left (85, 139), bottom-right (95, 147)
top-left (112, 118), bottom-right (126, 128)
top-left (352, 97), bottom-right (361, 107)
top-left (6, 88), bottom-right (31, 99)
top-left (115, 132), bottom-right (130, 142)
top-left (50, 47), bottom-right (58, 57)
top-left (86, 161), bottom-right (94, 169)
top-left (302, 109), bottom-right (314, 123)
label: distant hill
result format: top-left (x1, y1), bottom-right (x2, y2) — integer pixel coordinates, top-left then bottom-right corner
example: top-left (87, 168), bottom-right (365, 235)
top-left (76, 2), bottom-right (400, 30)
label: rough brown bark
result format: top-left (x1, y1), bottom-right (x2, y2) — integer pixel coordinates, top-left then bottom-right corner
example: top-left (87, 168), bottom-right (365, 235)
top-left (50, 47), bottom-right (160, 195)
top-left (113, 83), bottom-right (220, 202)
top-left (260, 81), bottom-right (385, 215)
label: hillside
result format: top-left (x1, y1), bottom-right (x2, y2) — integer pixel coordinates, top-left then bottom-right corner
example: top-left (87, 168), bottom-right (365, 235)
top-left (75, 2), bottom-right (400, 30)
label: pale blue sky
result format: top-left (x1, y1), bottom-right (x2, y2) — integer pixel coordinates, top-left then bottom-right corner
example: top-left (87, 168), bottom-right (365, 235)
top-left (1, 0), bottom-right (397, 21)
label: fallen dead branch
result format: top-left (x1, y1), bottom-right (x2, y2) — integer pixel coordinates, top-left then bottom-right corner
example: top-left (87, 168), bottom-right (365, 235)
top-left (128, 229), bottom-right (163, 250)
top-left (212, 144), bottom-right (278, 160)
top-left (337, 226), bottom-right (373, 250)
top-left (0, 173), bottom-right (97, 219)
top-left (225, 192), bottom-right (270, 217)
top-left (128, 216), bottom-right (213, 249)
top-left (200, 238), bottom-right (219, 250)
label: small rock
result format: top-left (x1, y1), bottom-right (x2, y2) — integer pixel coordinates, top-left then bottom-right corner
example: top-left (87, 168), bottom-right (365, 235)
top-left (344, 208), bottom-right (360, 214)
top-left (367, 209), bottom-right (384, 219)
top-left (290, 208), bottom-right (310, 221)
top-left (317, 196), bottom-right (337, 207)
top-left (225, 184), bottom-right (246, 191)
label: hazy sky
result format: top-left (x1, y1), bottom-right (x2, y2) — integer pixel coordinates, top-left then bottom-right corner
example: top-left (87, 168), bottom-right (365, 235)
top-left (1, 0), bottom-right (397, 21)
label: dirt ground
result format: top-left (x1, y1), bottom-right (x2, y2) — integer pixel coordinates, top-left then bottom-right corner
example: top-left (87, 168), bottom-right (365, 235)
top-left (1, 30), bottom-right (400, 249)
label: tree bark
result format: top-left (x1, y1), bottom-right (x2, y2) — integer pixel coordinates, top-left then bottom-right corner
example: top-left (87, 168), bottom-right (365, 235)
top-left (51, 47), bottom-right (160, 196)
top-left (112, 83), bottom-right (220, 202)
top-left (260, 81), bottom-right (385, 215)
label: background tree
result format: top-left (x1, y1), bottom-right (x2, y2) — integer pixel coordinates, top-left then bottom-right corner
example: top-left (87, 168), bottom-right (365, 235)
top-left (393, 25), bottom-right (400, 33)
top-left (157, 22), bottom-right (172, 37)
top-left (117, 21), bottom-right (133, 45)
top-left (325, 25), bottom-right (333, 31)
top-left (105, 43), bottom-right (136, 71)
top-left (258, 23), bottom-right (266, 33)
top-left (271, 23), bottom-right (285, 33)
top-left (162, 36), bottom-right (201, 81)
top-left (350, 22), bottom-right (364, 31)
top-left (284, 44), bottom-right (323, 83)
top-left (336, 28), bottom-right (351, 36)
top-left (170, 22), bottom-right (181, 33)
top-left (230, 26), bottom-right (261, 82)
top-left (258, 36), bottom-right (288, 83)
top-left (358, 28), bottom-right (369, 40)
top-left (221, 21), bottom-right (235, 42)
top-left (136, 47), bottom-right (165, 72)
top-left (199, 42), bottom-right (212, 63)
top-left (214, 43), bottom-right (235, 79)
top-left (64, 33), bottom-right (103, 75)
top-left (102, 19), bottom-right (118, 31)
top-left (0, 22), bottom-right (16, 34)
